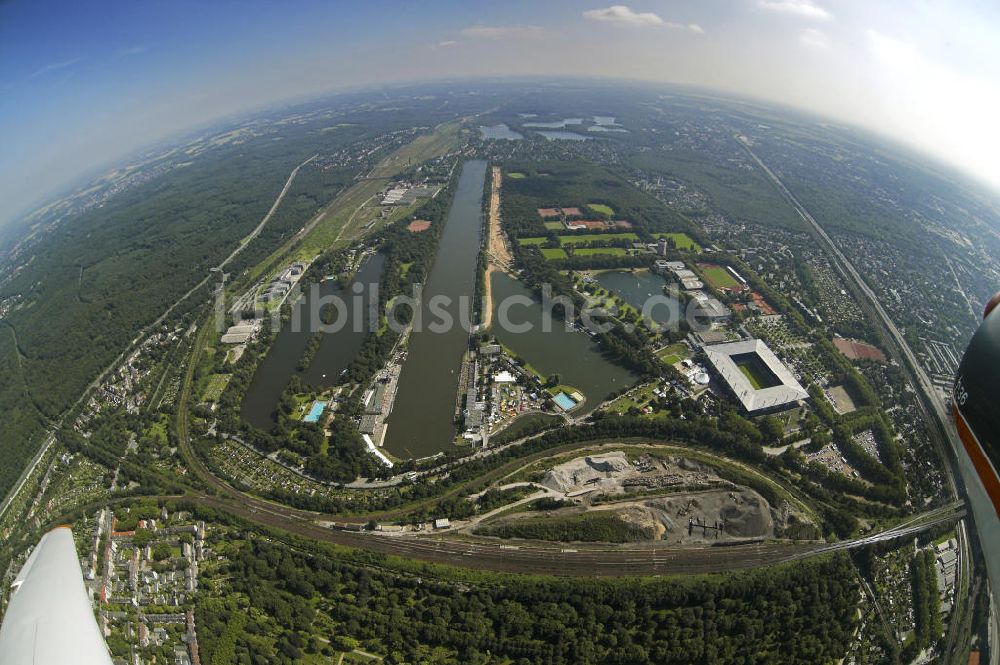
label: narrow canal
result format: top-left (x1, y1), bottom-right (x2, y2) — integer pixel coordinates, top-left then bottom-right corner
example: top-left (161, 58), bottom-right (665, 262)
top-left (240, 254), bottom-right (386, 429)
top-left (383, 160), bottom-right (488, 459)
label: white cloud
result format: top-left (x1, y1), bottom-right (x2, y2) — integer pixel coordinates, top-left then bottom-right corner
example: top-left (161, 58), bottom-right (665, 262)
top-left (435, 40), bottom-right (458, 48)
top-left (757, 0), bottom-right (831, 21)
top-left (461, 24), bottom-right (545, 40)
top-left (116, 45), bottom-right (148, 58)
top-left (27, 58), bottom-right (81, 80)
top-left (667, 22), bottom-right (704, 34)
top-left (584, 5), bottom-right (664, 27)
top-left (799, 28), bottom-right (829, 48)
top-left (584, 5), bottom-right (703, 32)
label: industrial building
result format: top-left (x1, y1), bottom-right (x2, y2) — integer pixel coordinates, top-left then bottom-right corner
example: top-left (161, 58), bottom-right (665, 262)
top-left (690, 291), bottom-right (731, 322)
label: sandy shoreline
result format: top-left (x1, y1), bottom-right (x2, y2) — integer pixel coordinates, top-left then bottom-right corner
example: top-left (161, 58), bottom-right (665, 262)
top-left (482, 165), bottom-right (512, 330)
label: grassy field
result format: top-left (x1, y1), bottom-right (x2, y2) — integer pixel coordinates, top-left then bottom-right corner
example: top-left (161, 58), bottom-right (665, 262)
top-left (573, 247), bottom-right (627, 257)
top-left (475, 511), bottom-right (653, 543)
top-left (507, 172), bottom-right (527, 179)
top-left (653, 232), bottom-right (701, 252)
top-left (734, 354), bottom-right (781, 389)
top-left (245, 121), bottom-right (462, 282)
top-left (655, 343), bottom-right (690, 365)
top-left (540, 247), bottom-right (569, 260)
top-left (699, 264), bottom-right (739, 289)
top-left (587, 203), bottom-right (614, 216)
top-left (738, 365), bottom-right (764, 389)
top-left (604, 382), bottom-right (662, 415)
top-left (543, 221), bottom-right (564, 230)
top-left (518, 237), bottom-right (549, 246)
top-left (559, 232), bottom-right (638, 246)
top-left (201, 373), bottom-right (232, 402)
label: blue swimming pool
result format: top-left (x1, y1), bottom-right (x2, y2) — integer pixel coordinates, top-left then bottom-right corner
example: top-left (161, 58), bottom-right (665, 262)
top-left (553, 392), bottom-right (577, 411)
top-left (303, 401), bottom-right (326, 423)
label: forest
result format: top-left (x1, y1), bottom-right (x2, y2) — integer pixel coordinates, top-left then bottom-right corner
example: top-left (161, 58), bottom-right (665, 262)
top-left (197, 532), bottom-right (859, 665)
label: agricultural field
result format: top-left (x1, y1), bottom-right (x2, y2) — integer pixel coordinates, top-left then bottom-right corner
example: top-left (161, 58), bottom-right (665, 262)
top-left (653, 232), bottom-right (701, 252)
top-left (587, 203), bottom-right (614, 216)
top-left (518, 237), bottom-right (549, 246)
top-left (507, 171), bottom-right (526, 179)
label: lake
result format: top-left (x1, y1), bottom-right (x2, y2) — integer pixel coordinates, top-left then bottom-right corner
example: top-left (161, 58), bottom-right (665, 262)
top-left (479, 124), bottom-right (523, 140)
top-left (383, 160), bottom-right (488, 459)
top-left (240, 253), bottom-right (386, 429)
top-left (523, 118), bottom-right (584, 128)
top-left (594, 269), bottom-right (677, 326)
top-left (490, 272), bottom-right (637, 414)
top-left (537, 131), bottom-right (590, 141)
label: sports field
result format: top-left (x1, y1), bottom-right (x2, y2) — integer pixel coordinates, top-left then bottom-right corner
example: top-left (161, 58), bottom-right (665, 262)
top-left (573, 247), bottom-right (627, 257)
top-left (653, 232), bottom-right (701, 252)
top-left (587, 203), bottom-right (614, 216)
top-left (507, 172), bottom-right (527, 179)
top-left (559, 232), bottom-right (638, 246)
top-left (733, 353), bottom-right (782, 389)
top-left (698, 263), bottom-right (739, 289)
top-left (543, 221), bottom-right (565, 230)
top-left (518, 237), bottom-right (549, 246)
top-left (540, 247), bottom-right (569, 260)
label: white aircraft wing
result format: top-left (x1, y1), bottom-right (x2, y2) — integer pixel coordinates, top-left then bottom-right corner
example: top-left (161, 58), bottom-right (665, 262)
top-left (0, 526), bottom-right (113, 665)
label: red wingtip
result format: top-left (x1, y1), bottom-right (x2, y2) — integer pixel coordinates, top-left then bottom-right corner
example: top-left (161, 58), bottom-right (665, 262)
top-left (985, 291), bottom-right (1000, 320)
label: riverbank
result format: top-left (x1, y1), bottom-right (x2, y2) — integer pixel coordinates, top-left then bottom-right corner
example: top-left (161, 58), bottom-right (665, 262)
top-left (482, 165), bottom-right (513, 330)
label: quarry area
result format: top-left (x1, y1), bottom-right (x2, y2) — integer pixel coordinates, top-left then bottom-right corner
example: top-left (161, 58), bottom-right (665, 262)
top-left (474, 451), bottom-right (814, 545)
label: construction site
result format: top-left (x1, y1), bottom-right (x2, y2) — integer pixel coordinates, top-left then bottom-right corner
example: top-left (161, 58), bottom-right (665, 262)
top-left (472, 451), bottom-right (815, 545)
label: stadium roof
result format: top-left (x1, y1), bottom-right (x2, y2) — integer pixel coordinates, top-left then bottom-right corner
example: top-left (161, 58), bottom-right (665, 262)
top-left (704, 338), bottom-right (808, 412)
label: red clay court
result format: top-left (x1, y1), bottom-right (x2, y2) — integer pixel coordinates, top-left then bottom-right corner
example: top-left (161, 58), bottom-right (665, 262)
top-left (407, 220), bottom-right (432, 233)
top-left (833, 336), bottom-right (887, 362)
top-left (537, 207), bottom-right (561, 218)
top-left (750, 292), bottom-right (776, 315)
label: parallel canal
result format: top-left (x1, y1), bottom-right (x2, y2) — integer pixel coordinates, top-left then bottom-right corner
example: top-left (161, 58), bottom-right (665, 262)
top-left (383, 160), bottom-right (488, 458)
top-left (490, 272), bottom-right (638, 415)
top-left (241, 254), bottom-right (386, 429)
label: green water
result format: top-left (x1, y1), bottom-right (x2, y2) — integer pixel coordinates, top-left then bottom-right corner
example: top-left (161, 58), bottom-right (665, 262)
top-left (490, 272), bottom-right (637, 414)
top-left (383, 160), bottom-right (487, 459)
top-left (594, 269), bottom-right (675, 324)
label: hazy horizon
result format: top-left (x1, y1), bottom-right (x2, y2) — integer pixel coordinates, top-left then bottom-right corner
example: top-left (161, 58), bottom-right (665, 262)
top-left (3, 0), bottom-right (1000, 228)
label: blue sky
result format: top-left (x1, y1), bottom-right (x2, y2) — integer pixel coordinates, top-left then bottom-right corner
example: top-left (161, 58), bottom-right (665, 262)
top-left (3, 0), bottom-right (1000, 226)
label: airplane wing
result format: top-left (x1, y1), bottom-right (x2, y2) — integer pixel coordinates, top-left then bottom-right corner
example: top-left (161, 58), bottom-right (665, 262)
top-left (0, 526), bottom-right (113, 665)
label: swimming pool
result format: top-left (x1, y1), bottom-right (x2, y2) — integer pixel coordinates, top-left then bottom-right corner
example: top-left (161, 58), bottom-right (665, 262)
top-left (553, 392), bottom-right (577, 411)
top-left (303, 401), bottom-right (327, 423)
